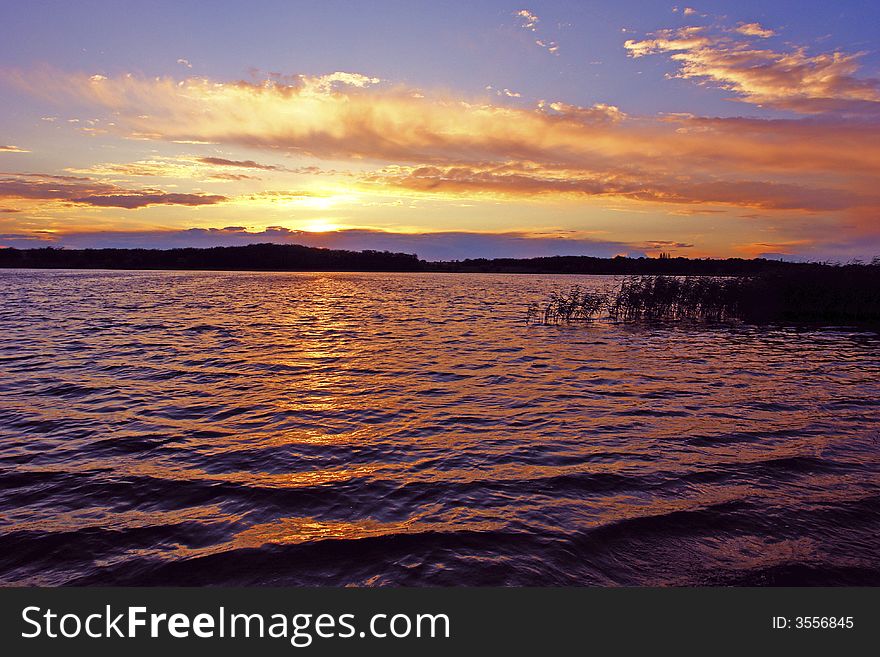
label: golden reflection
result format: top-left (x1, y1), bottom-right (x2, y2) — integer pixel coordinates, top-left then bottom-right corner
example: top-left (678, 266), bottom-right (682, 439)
top-left (216, 513), bottom-right (504, 555)
top-left (6, 271), bottom-right (880, 586)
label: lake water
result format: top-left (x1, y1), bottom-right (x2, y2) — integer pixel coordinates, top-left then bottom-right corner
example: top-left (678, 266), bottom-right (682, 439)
top-left (1, 269), bottom-right (879, 585)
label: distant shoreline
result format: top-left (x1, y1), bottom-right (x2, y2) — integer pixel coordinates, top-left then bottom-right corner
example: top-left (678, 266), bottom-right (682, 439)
top-left (0, 242), bottom-right (857, 276)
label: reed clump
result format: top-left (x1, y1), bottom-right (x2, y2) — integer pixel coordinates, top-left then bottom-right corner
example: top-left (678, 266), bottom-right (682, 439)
top-left (607, 275), bottom-right (746, 321)
top-left (527, 285), bottom-right (609, 324)
top-left (530, 263), bottom-right (880, 325)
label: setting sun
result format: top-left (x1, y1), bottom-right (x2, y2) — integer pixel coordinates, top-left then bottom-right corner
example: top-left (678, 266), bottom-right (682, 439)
top-left (2, 1), bottom-right (878, 260)
top-left (299, 219), bottom-right (342, 232)
top-left (2, 0), bottom-right (880, 631)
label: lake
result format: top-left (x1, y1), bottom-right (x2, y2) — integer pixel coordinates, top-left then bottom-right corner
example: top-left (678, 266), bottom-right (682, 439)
top-left (1, 270), bottom-right (878, 585)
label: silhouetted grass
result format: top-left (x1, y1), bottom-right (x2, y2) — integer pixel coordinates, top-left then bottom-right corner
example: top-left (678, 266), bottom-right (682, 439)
top-left (531, 263), bottom-right (880, 326)
top-left (608, 275), bottom-right (747, 321)
top-left (527, 285), bottom-right (610, 324)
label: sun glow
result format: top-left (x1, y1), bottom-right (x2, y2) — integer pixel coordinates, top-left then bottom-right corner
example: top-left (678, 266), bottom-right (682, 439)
top-left (229, 191), bottom-right (357, 212)
top-left (2, 5), bottom-right (879, 261)
top-left (299, 219), bottom-right (342, 232)
top-left (296, 195), bottom-right (344, 210)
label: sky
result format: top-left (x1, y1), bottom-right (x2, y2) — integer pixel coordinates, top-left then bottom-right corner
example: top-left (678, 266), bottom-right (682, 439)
top-left (1, 0), bottom-right (879, 261)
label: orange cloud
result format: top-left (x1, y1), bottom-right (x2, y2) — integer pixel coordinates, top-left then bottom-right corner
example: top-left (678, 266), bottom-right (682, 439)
top-left (68, 154), bottom-right (280, 181)
top-left (69, 192), bottom-right (226, 209)
top-left (625, 25), bottom-right (880, 115)
top-left (623, 27), bottom-right (711, 58)
top-left (735, 22), bottom-right (776, 38)
top-left (0, 173), bottom-right (120, 200)
top-left (0, 172), bottom-right (226, 208)
top-left (3, 58), bottom-right (879, 222)
top-left (359, 162), bottom-right (874, 212)
top-left (197, 156), bottom-right (281, 170)
top-left (514, 9), bottom-right (539, 32)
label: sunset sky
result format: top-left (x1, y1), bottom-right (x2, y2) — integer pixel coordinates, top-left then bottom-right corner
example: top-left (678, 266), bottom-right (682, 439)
top-left (1, 0), bottom-right (879, 260)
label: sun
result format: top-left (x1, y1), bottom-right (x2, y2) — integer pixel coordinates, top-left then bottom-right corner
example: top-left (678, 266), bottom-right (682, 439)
top-left (299, 219), bottom-right (342, 232)
top-left (296, 195), bottom-right (338, 210)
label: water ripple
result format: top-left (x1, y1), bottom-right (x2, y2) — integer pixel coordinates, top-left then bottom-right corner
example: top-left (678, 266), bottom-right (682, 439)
top-left (1, 270), bottom-right (879, 585)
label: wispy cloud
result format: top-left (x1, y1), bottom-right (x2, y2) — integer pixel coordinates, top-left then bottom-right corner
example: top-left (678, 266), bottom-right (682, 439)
top-left (735, 22), bottom-right (776, 38)
top-left (304, 71), bottom-right (382, 93)
top-left (625, 23), bottom-right (880, 115)
top-left (197, 156), bottom-right (281, 170)
top-left (535, 39), bottom-right (559, 55)
top-left (485, 85), bottom-right (522, 98)
top-left (0, 173), bottom-right (121, 200)
top-left (513, 9), bottom-right (559, 55)
top-left (0, 145), bottom-right (30, 153)
top-left (359, 161), bottom-right (870, 212)
top-left (67, 155), bottom-right (282, 181)
top-left (514, 9), bottom-right (539, 32)
top-left (0, 172), bottom-right (226, 208)
top-left (69, 192), bottom-right (225, 209)
top-left (176, 58), bottom-right (192, 68)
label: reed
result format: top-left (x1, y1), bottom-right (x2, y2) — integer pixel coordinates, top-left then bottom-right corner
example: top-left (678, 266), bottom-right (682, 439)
top-left (607, 275), bottom-right (748, 321)
top-left (527, 285), bottom-right (610, 324)
top-left (531, 263), bottom-right (880, 325)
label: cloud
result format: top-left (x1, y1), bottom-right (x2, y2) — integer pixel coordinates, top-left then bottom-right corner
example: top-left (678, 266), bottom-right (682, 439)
top-left (535, 39), bottom-right (560, 55)
top-left (197, 156), bottom-right (281, 170)
top-left (735, 22), bottom-right (776, 38)
top-left (625, 24), bottom-right (880, 115)
top-left (513, 9), bottom-right (559, 54)
top-left (641, 240), bottom-right (694, 249)
top-left (304, 71), bottom-right (382, 94)
top-left (205, 172), bottom-right (259, 181)
top-left (3, 60), bottom-right (880, 221)
top-left (359, 162), bottom-right (873, 212)
top-left (0, 173), bottom-right (119, 200)
top-left (68, 192), bottom-right (226, 209)
top-left (537, 100), bottom-right (626, 121)
top-left (68, 155), bottom-right (280, 180)
top-left (0, 173), bottom-right (226, 208)
top-left (239, 190), bottom-right (329, 200)
top-left (741, 234), bottom-right (880, 262)
top-left (177, 58), bottom-right (192, 68)
top-left (622, 26), bottom-right (711, 57)
top-left (0, 145), bottom-right (29, 153)
top-left (485, 85), bottom-right (522, 98)
top-left (515, 9), bottom-right (539, 32)
top-left (0, 226), bottom-right (663, 260)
